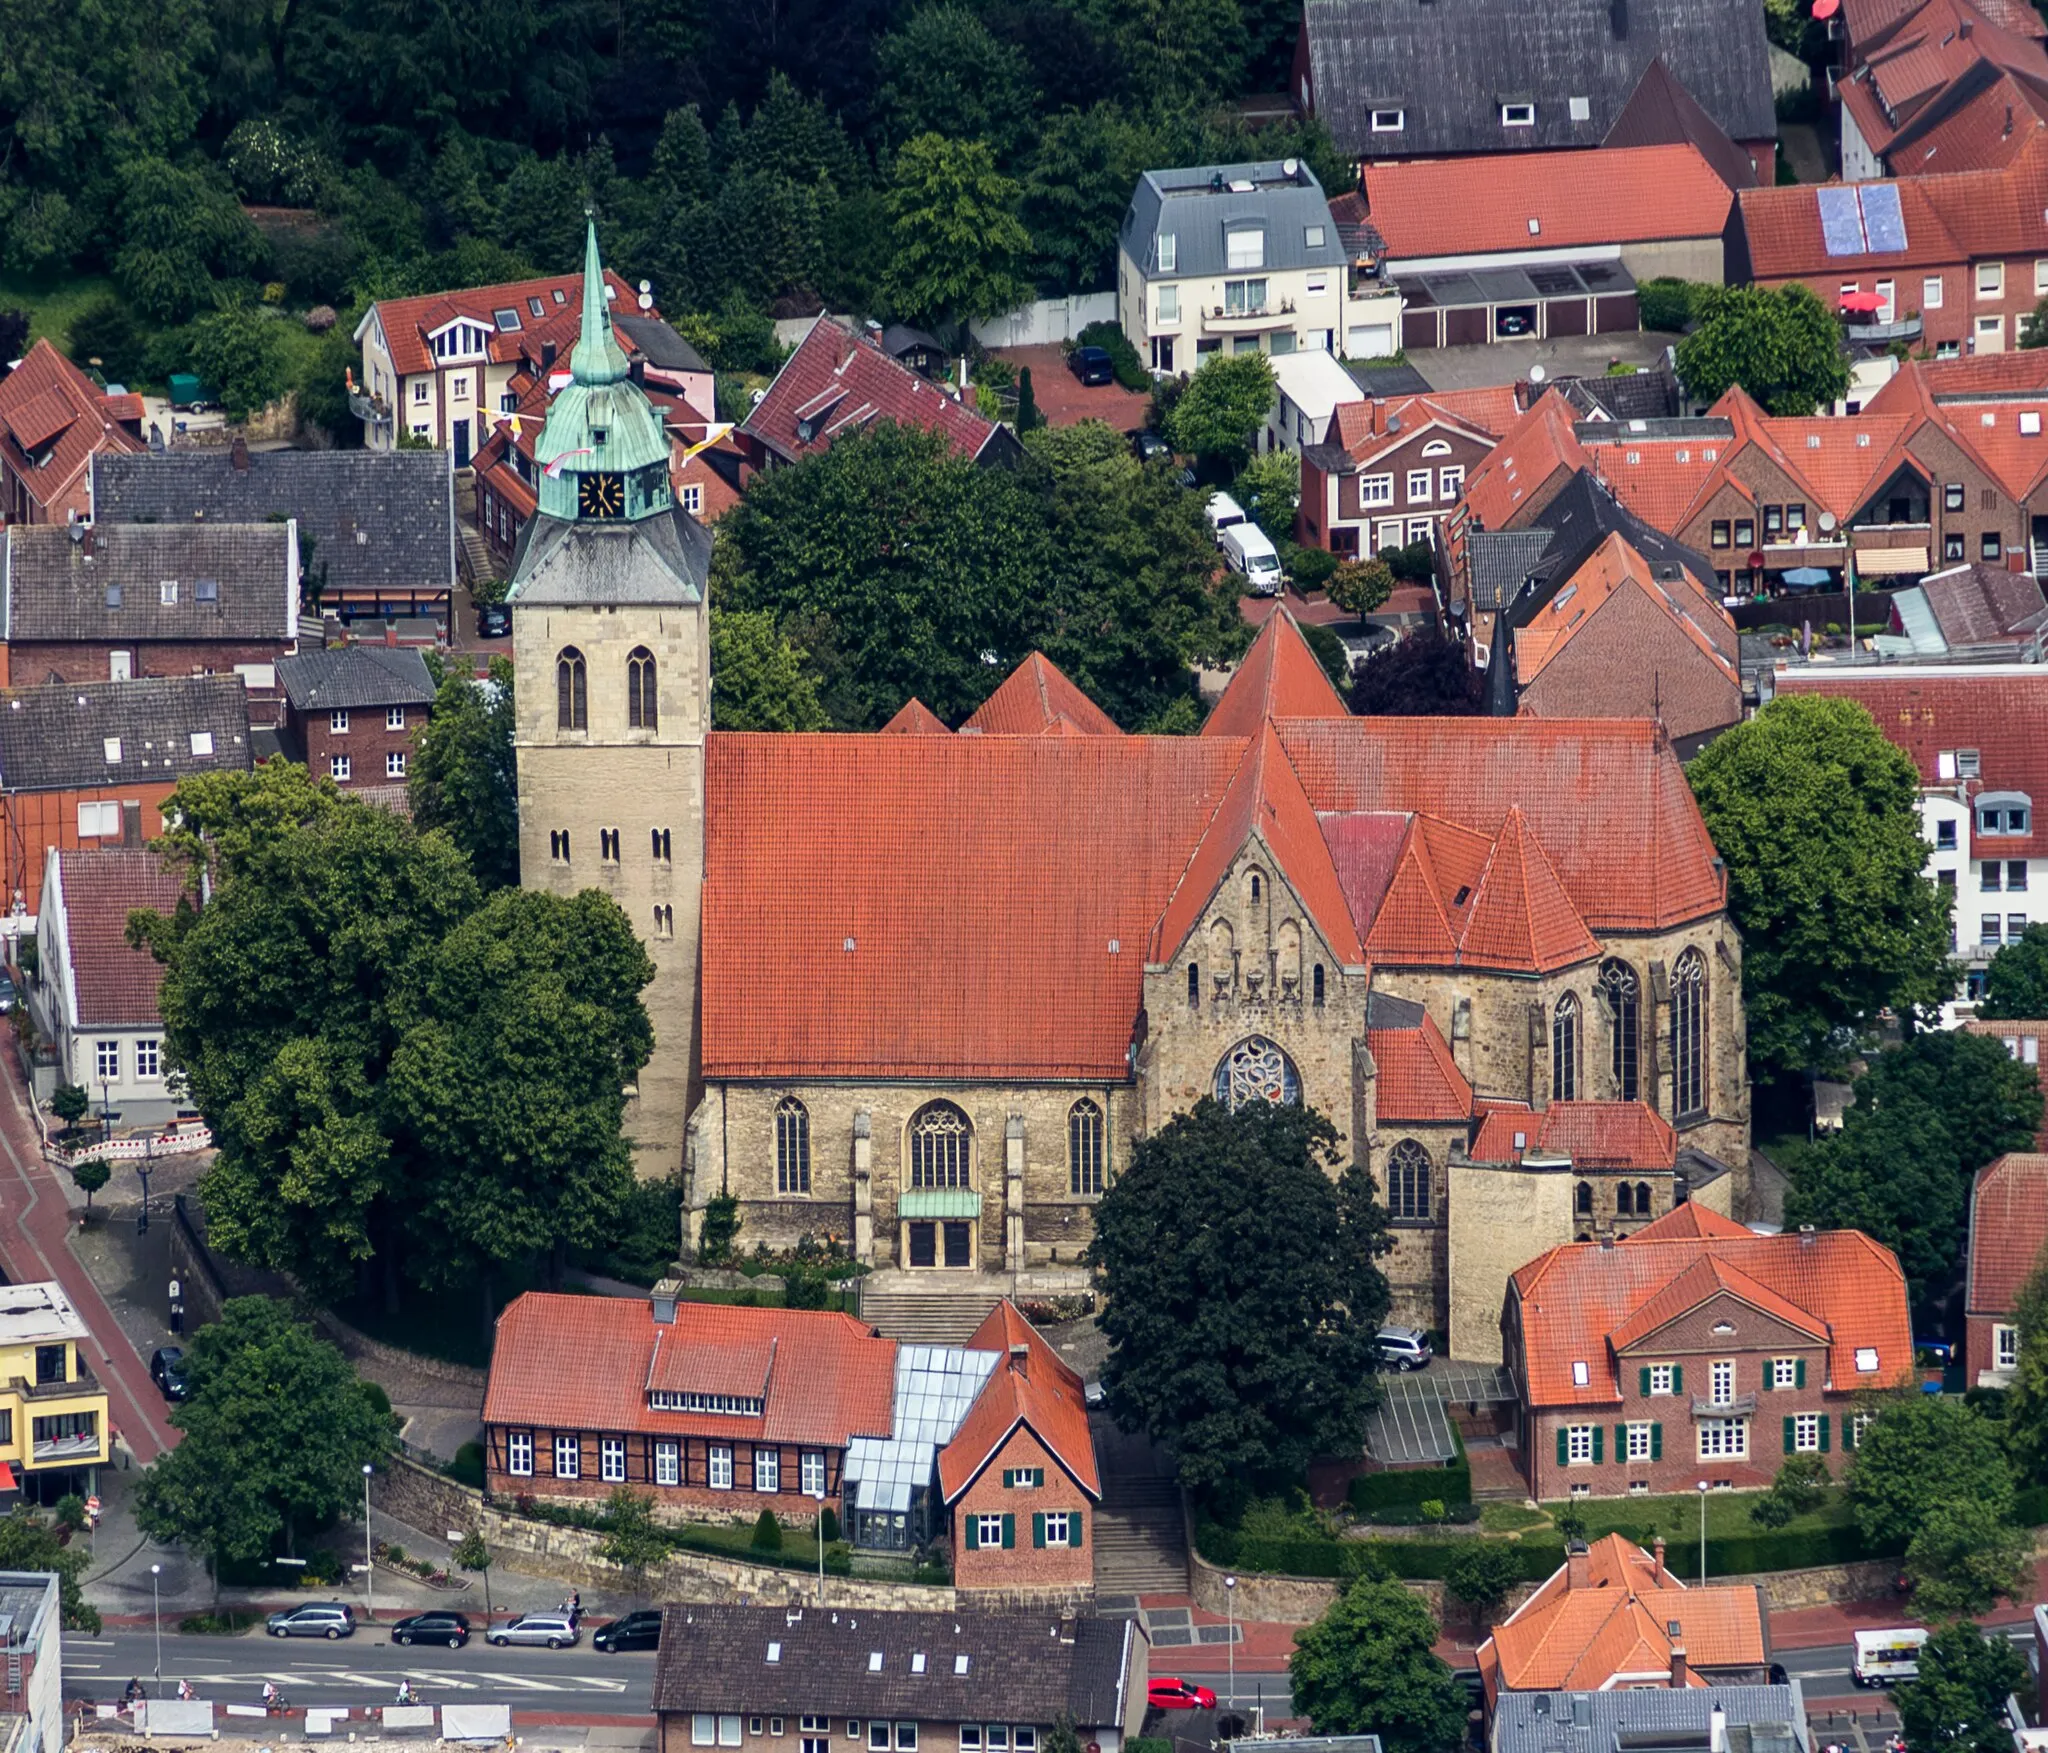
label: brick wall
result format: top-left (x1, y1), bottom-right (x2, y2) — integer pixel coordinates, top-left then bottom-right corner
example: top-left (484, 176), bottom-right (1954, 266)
top-left (0, 784), bottom-right (179, 915)
top-left (952, 1425), bottom-right (1092, 1598)
top-left (1, 639), bottom-right (290, 700)
top-left (291, 702), bottom-right (423, 789)
top-left (484, 1424), bottom-right (845, 1525)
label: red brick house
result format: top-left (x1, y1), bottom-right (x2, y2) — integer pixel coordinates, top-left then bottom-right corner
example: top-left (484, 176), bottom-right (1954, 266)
top-left (1298, 388), bottom-right (1518, 556)
top-left (1835, 0), bottom-right (2048, 180)
top-left (1965, 1152), bottom-right (2048, 1386)
top-left (0, 522), bottom-right (298, 701)
top-left (482, 1289), bottom-right (1099, 1599)
top-left (0, 341), bottom-right (143, 528)
top-left (1506, 1205), bottom-right (1913, 1500)
top-left (274, 645), bottom-right (436, 803)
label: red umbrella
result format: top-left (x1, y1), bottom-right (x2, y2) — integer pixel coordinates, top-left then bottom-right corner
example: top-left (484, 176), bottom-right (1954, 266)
top-left (1839, 291), bottom-right (1885, 313)
top-left (1813, 0), bottom-right (1840, 18)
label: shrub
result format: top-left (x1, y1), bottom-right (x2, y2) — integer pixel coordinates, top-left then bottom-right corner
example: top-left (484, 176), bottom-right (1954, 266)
top-left (52, 1494), bottom-right (87, 1531)
top-left (820, 1506), bottom-right (842, 1545)
top-left (1288, 545), bottom-right (1342, 594)
top-left (1074, 321), bottom-right (1150, 391)
top-left (1349, 1456), bottom-right (1472, 1515)
top-left (48, 1086), bottom-right (89, 1131)
top-left (448, 1441), bottom-right (487, 1489)
top-left (301, 1548), bottom-right (343, 1584)
top-left (753, 1510), bottom-right (784, 1552)
top-left (699, 1193), bottom-right (741, 1262)
top-left (1638, 279), bottom-right (1702, 332)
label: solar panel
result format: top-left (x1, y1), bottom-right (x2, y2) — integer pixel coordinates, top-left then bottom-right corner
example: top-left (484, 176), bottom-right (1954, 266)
top-left (1860, 183), bottom-right (1907, 253)
top-left (1818, 186), bottom-right (1868, 257)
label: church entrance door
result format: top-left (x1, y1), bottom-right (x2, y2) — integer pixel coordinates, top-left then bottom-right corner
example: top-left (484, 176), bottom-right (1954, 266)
top-left (908, 1222), bottom-right (936, 1267)
top-left (942, 1221), bottom-right (972, 1268)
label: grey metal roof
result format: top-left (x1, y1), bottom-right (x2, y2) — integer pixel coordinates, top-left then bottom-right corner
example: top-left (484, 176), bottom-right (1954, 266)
top-left (3, 523), bottom-right (293, 644)
top-left (1573, 416), bottom-right (1730, 444)
top-left (1121, 161), bottom-right (1347, 281)
top-left (91, 449), bottom-right (456, 597)
top-left (1346, 360), bottom-right (1434, 397)
top-left (612, 313), bottom-right (712, 375)
top-left (1494, 1685), bottom-right (1806, 1753)
top-left (505, 507), bottom-right (710, 607)
top-left (276, 645), bottom-right (437, 713)
top-left (1302, 0), bottom-right (1776, 159)
top-left (1470, 530), bottom-right (1557, 613)
top-left (0, 675), bottom-right (252, 792)
top-left (1367, 991), bottom-right (1426, 1029)
top-left (650, 1606), bottom-right (1135, 1728)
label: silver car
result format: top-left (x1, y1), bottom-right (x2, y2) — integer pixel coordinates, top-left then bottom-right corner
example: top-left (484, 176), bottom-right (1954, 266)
top-left (267, 1603), bottom-right (356, 1639)
top-left (488, 1612), bottom-right (579, 1649)
top-left (1375, 1325), bottom-right (1433, 1371)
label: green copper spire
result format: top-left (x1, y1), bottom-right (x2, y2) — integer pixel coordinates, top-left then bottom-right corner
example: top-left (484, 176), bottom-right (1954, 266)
top-left (573, 214), bottom-right (630, 385)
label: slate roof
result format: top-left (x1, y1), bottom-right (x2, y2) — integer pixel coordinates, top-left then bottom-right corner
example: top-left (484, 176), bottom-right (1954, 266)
top-left (1121, 161), bottom-right (1347, 281)
top-left (505, 507), bottom-right (710, 607)
top-left (1469, 530), bottom-right (1559, 614)
top-left (1966, 1153), bottom-right (2048, 1315)
top-left (1496, 1687), bottom-right (1804, 1753)
top-left (0, 340), bottom-right (144, 516)
top-left (1602, 55), bottom-right (1767, 189)
top-left (90, 449), bottom-right (455, 597)
top-left (275, 646), bottom-right (437, 713)
top-left (650, 1605), bottom-right (1137, 1726)
top-left (1300, 0), bottom-right (1776, 158)
top-left (610, 313), bottom-right (710, 375)
top-left (1914, 564), bottom-right (2048, 649)
top-left (0, 676), bottom-right (251, 792)
top-left (3, 523), bottom-right (293, 644)
top-left (51, 848), bottom-right (188, 1027)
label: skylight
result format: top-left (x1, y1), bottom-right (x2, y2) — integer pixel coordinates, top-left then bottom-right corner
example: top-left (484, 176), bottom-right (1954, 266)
top-left (1855, 1347), bottom-right (1879, 1372)
top-left (868, 1653), bottom-right (884, 1672)
top-left (1571, 1361), bottom-right (1590, 1385)
top-left (767, 1643), bottom-right (781, 1664)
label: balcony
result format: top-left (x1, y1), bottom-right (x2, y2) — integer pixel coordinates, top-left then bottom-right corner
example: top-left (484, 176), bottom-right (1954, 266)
top-left (1691, 1392), bottom-right (1758, 1417)
top-left (1203, 299), bottom-right (1299, 334)
top-left (1843, 316), bottom-right (1922, 344)
top-left (30, 1429), bottom-right (101, 1465)
top-left (349, 388), bottom-right (394, 430)
top-left (12, 1362), bottom-right (97, 1402)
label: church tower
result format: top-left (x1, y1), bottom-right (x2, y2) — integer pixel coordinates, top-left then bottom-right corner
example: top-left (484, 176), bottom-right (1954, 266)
top-left (507, 219), bottom-right (712, 1177)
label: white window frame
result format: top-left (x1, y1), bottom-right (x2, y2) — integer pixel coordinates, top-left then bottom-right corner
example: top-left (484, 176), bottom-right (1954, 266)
top-left (95, 1040), bottom-right (120, 1080)
top-left (695, 1719), bottom-right (717, 1747)
top-left (1370, 108), bottom-right (1405, 132)
top-left (1225, 228), bottom-right (1265, 271)
top-left (1648, 1363), bottom-right (1675, 1395)
top-left (1157, 234), bottom-right (1177, 274)
top-left (1359, 474), bottom-right (1394, 508)
top-left (601, 1437), bottom-right (626, 1482)
top-left (1406, 516), bottom-right (1433, 544)
top-left (1697, 1417), bottom-right (1748, 1459)
top-left (386, 751), bottom-right (407, 778)
top-left (2036, 261), bottom-right (2048, 296)
top-left (895, 1729), bottom-right (916, 1752)
top-left (1924, 275), bottom-right (1945, 309)
top-left (1771, 1355), bottom-right (1798, 1387)
top-left (756, 1447), bottom-right (780, 1492)
top-left (554, 1434), bottom-right (580, 1479)
top-left (1044, 1510), bottom-right (1071, 1546)
top-left (1566, 1424), bottom-right (1594, 1464)
top-left (1406, 469), bottom-right (1433, 503)
top-left (1792, 1413), bottom-right (1820, 1453)
top-left (413, 380), bottom-right (430, 405)
top-left (976, 1512), bottom-right (1004, 1546)
top-left (76, 801), bottom-right (120, 838)
top-left (1996, 1324), bottom-right (2020, 1369)
top-left (1157, 285), bottom-right (1180, 324)
top-left (1304, 274), bottom-right (1328, 298)
top-left (681, 482), bottom-right (703, 515)
top-left (655, 1440), bottom-right (680, 1486)
top-left (330, 709), bottom-right (350, 734)
top-left (135, 1039), bottom-right (161, 1080)
top-left (1439, 464), bottom-right (1465, 498)
top-left (507, 1431), bottom-right (533, 1476)
top-left (801, 1450), bottom-right (825, 1494)
top-left (868, 1729), bottom-right (888, 1753)
top-left (1979, 261), bottom-right (2005, 296)
top-left (1502, 102), bottom-right (1536, 126)
top-left (1625, 1422), bottom-right (1653, 1460)
top-left (1710, 1358), bottom-right (1735, 1404)
top-left (330, 755), bottom-right (351, 781)
top-left (1851, 1411), bottom-right (1875, 1446)
top-left (386, 706), bottom-right (407, 731)
top-left (720, 1719), bottom-right (743, 1748)
top-left (709, 1445), bottom-right (733, 1490)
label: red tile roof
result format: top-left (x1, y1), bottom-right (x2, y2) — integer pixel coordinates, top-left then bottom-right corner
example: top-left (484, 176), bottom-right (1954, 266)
top-left (742, 318), bottom-right (999, 467)
top-left (1204, 612), bottom-right (1352, 739)
top-left (1608, 1251), bottom-right (1830, 1352)
top-left (0, 340), bottom-right (144, 516)
top-left (483, 1293), bottom-right (899, 1446)
top-left (1839, 0), bottom-right (2048, 175)
top-left (1510, 1228), bottom-right (1912, 1406)
top-left (1326, 389), bottom-right (1521, 463)
top-left (1458, 807), bottom-right (1604, 973)
top-left (1368, 1012), bottom-right (1473, 1121)
top-left (1772, 669), bottom-right (2048, 859)
top-left (1864, 357), bottom-right (2048, 503)
top-left (881, 698), bottom-right (952, 735)
top-left (52, 849), bottom-right (188, 1027)
top-left (1966, 1152), bottom-right (2048, 1315)
top-left (938, 1303), bottom-right (1099, 1501)
top-left (1458, 395), bottom-right (1589, 533)
top-left (1630, 1202), bottom-right (1752, 1241)
top-left (1365, 146), bottom-right (1735, 259)
top-left (962, 653), bottom-right (1123, 737)
top-left (1469, 1101), bottom-right (1677, 1168)
top-left (365, 271), bottom-right (643, 380)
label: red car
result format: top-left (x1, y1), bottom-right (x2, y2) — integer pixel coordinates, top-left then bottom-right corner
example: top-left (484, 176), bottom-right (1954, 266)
top-left (1148, 1678), bottom-right (1218, 1711)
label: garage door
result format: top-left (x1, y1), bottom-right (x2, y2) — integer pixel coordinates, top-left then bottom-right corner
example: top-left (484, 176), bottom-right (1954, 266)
top-left (1595, 294), bottom-right (1641, 334)
top-left (1346, 323), bottom-right (1395, 358)
top-left (1545, 299), bottom-right (1588, 337)
top-left (1403, 310), bottom-right (1441, 350)
top-left (1445, 307), bottom-right (1488, 346)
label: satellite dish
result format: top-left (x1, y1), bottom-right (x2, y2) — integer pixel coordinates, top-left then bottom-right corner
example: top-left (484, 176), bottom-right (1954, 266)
top-left (1819, 510), bottom-right (1838, 531)
top-left (1529, 364), bottom-right (1547, 383)
top-left (638, 291), bottom-right (654, 310)
top-left (1283, 157), bottom-right (1300, 177)
top-left (638, 279), bottom-right (652, 293)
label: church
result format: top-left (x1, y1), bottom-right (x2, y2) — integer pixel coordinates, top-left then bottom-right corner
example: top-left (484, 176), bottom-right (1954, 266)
top-left (509, 228), bottom-right (1751, 1340)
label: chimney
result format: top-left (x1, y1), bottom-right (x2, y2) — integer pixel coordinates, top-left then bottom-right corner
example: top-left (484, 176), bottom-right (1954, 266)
top-left (229, 434), bottom-right (251, 473)
top-left (1669, 1643), bottom-right (1688, 1689)
top-left (542, 340), bottom-right (558, 371)
top-left (1799, 1223), bottom-right (1816, 1246)
top-left (81, 527), bottom-right (94, 561)
top-left (651, 1277), bottom-right (682, 1324)
top-left (1009, 1340), bottom-right (1030, 1376)
top-left (1566, 1538), bottom-right (1590, 1590)
top-left (1710, 1707), bottom-right (1727, 1753)
top-left (1653, 1535), bottom-right (1667, 1585)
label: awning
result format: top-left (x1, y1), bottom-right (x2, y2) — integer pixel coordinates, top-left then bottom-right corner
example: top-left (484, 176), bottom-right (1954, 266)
top-left (1781, 567), bottom-right (1833, 586)
top-left (0, 1462), bottom-right (19, 1494)
top-left (898, 1189), bottom-right (982, 1220)
top-left (1857, 546), bottom-right (1930, 576)
top-left (1838, 292), bottom-right (1884, 314)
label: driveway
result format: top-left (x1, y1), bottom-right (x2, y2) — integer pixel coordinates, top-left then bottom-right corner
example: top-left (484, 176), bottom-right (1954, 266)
top-left (1412, 330), bottom-right (1673, 391)
top-left (988, 344), bottom-right (1151, 431)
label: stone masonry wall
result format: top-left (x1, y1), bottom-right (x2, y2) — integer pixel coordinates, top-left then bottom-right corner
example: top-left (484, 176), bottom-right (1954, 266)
top-left (1446, 1162), bottom-right (1575, 1364)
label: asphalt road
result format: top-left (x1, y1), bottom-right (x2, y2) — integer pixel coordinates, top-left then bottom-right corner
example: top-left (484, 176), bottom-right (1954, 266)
top-left (1774, 1625), bottom-right (2037, 1703)
top-left (64, 1629), bottom-right (657, 1716)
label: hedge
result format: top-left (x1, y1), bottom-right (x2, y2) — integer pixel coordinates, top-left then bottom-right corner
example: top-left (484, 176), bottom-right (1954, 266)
top-left (1359, 1503), bottom-right (1482, 1527)
top-left (1074, 322), bottom-right (1151, 392)
top-left (1350, 1459), bottom-right (1472, 1515)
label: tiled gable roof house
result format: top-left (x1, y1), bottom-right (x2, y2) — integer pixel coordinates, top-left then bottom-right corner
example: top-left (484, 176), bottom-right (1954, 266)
top-left (1965, 1151), bottom-right (2048, 1386)
top-left (0, 341), bottom-right (144, 528)
top-left (1836, 0), bottom-right (2048, 179)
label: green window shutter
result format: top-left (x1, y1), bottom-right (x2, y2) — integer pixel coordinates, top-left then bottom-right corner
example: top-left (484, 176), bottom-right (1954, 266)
top-left (1650, 1423), bottom-right (1662, 1460)
top-left (1071, 1513), bottom-right (1084, 1550)
top-left (1032, 1512), bottom-right (1046, 1549)
top-left (1592, 1426), bottom-right (1604, 1464)
top-left (1671, 1364), bottom-right (1683, 1395)
top-left (1639, 1367), bottom-right (1651, 1396)
top-left (964, 1515), bottom-right (979, 1551)
top-left (1819, 1415), bottom-right (1830, 1453)
top-left (1001, 1513), bottom-right (1015, 1550)
top-left (1615, 1424), bottom-right (1628, 1465)
top-left (1795, 1359), bottom-right (1807, 1389)
top-left (1845, 1417), bottom-right (1857, 1451)
top-left (1782, 1416), bottom-right (1796, 1452)
top-left (1761, 1360), bottom-right (1773, 1391)
top-left (1000, 1470), bottom-right (1010, 1489)
top-left (1557, 1427), bottom-right (1570, 1467)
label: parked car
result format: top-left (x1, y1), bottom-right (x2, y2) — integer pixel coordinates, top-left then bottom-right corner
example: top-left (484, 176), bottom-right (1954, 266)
top-left (593, 1610), bottom-right (663, 1652)
top-left (1375, 1325), bottom-right (1432, 1371)
top-left (489, 1613), bottom-right (579, 1649)
top-left (1205, 492), bottom-right (1248, 545)
top-left (1495, 311), bottom-right (1533, 337)
top-left (1068, 346), bottom-right (1115, 386)
top-left (1148, 1678), bottom-right (1218, 1711)
top-left (392, 1611), bottom-right (470, 1649)
top-left (149, 1346), bottom-right (189, 1402)
top-left (1132, 430), bottom-right (1172, 464)
top-left (1219, 524), bottom-right (1285, 595)
top-left (476, 602), bottom-right (512, 638)
top-left (267, 1604), bottom-right (356, 1639)
top-left (0, 973), bottom-right (16, 1014)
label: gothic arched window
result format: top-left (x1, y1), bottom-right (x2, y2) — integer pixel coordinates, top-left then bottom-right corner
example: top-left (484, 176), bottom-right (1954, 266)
top-left (1386, 1139), bottom-right (1431, 1221)
top-left (1636, 1181), bottom-right (1652, 1215)
top-left (556, 647), bottom-right (587, 730)
top-left (1213, 1036), bottom-right (1301, 1111)
top-left (1672, 948), bottom-right (1707, 1117)
top-left (909, 1102), bottom-right (972, 1189)
top-left (1069, 1099), bottom-right (1105, 1196)
top-left (776, 1098), bottom-right (810, 1195)
top-left (627, 646), bottom-right (658, 730)
top-left (1600, 959), bottom-right (1640, 1102)
top-left (1576, 1180), bottom-right (1593, 1215)
top-left (1552, 992), bottom-right (1580, 1103)
top-left (1616, 1181), bottom-right (1634, 1216)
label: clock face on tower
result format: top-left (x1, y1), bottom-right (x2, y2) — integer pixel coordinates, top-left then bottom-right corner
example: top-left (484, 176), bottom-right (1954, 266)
top-left (578, 472), bottom-right (625, 519)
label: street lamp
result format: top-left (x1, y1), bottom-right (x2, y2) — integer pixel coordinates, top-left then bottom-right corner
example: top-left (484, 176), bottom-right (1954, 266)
top-left (1224, 1575), bottom-right (1237, 1723)
top-left (1696, 1481), bottom-right (1709, 1586)
top-left (150, 1563), bottom-right (162, 1687)
top-left (363, 1464), bottom-right (376, 1623)
top-left (810, 1487), bottom-right (828, 1605)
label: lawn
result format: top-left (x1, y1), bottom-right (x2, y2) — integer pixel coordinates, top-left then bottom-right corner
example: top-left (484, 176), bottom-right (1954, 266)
top-left (0, 272), bottom-right (120, 352)
top-left (1543, 1486), bottom-right (1855, 1544)
top-left (1479, 1503), bottom-right (1553, 1534)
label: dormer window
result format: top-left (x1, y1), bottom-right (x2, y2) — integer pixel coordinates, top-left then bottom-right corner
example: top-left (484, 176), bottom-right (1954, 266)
top-left (1157, 233), bottom-right (1177, 273)
top-left (648, 1389), bottom-right (765, 1415)
top-left (591, 427), bottom-right (608, 447)
top-left (431, 322), bottom-right (492, 360)
top-left (1501, 102), bottom-right (1536, 126)
top-left (1225, 226), bottom-right (1265, 271)
top-left (494, 308), bottom-right (522, 331)
top-left (1371, 108), bottom-right (1405, 132)
top-left (1980, 795), bottom-right (2032, 836)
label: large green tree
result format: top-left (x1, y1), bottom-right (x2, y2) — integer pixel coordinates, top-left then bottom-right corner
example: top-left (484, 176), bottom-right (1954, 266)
top-left (2002, 1245), bottom-right (2048, 1482)
top-left (113, 158), bottom-right (265, 325)
top-left (409, 657), bottom-right (519, 891)
top-left (708, 609), bottom-right (831, 732)
top-left (1674, 284), bottom-right (1853, 416)
top-left (875, 7), bottom-right (1038, 164)
top-left (1165, 351), bottom-right (1277, 470)
top-left (882, 133), bottom-right (1033, 332)
top-left (1088, 1100), bottom-right (1390, 1498)
top-left (1848, 1392), bottom-right (2016, 1549)
top-left (1895, 1623), bottom-right (2028, 1753)
top-left (1903, 1496), bottom-right (2035, 1617)
top-left (1979, 922), bottom-right (2048, 1018)
top-left (1688, 693), bottom-right (1952, 1077)
top-left (1289, 1574), bottom-right (1470, 1753)
top-left (135, 1298), bottom-right (392, 1588)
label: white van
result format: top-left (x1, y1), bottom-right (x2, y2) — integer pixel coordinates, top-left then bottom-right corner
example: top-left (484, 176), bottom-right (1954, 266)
top-left (1852, 1628), bottom-right (1927, 1686)
top-left (1206, 492), bottom-right (1248, 545)
top-left (1221, 524), bottom-right (1285, 595)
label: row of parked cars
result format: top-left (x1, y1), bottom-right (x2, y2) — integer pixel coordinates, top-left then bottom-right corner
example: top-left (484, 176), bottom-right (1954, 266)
top-left (264, 1603), bottom-right (664, 1651)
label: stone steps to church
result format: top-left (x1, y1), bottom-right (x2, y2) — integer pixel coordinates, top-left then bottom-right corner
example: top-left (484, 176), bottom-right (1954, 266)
top-left (857, 1289), bottom-right (1006, 1345)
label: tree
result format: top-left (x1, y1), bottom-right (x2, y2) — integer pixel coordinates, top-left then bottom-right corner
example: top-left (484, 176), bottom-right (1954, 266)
top-left (184, 304), bottom-right (293, 421)
top-left (1088, 1100), bottom-right (1390, 1500)
top-left (1289, 1574), bottom-right (1470, 1753)
top-left (0, 1510), bottom-right (99, 1630)
top-left (1165, 352), bottom-right (1275, 470)
top-left (1674, 283), bottom-right (1851, 416)
top-left (113, 157), bottom-right (264, 325)
top-left (0, 310), bottom-right (27, 371)
top-left (2023, 299), bottom-right (2048, 351)
top-left (1895, 1622), bottom-right (2028, 1753)
top-left (1235, 450), bottom-right (1299, 540)
top-left (2004, 1246), bottom-right (2048, 1481)
top-left (882, 134), bottom-right (1032, 333)
top-left (1979, 922), bottom-right (2048, 1018)
top-left (48, 1085), bottom-right (89, 1132)
top-left (1350, 628), bottom-right (1480, 716)
top-left (875, 7), bottom-right (1038, 164)
top-left (1748, 1453), bottom-right (1832, 1529)
top-left (1847, 1393), bottom-right (2015, 1550)
top-left (596, 1488), bottom-right (669, 1580)
top-left (1852, 1029), bottom-right (2043, 1180)
top-left (708, 610), bottom-right (831, 731)
top-left (135, 1298), bottom-right (391, 1592)
top-left (1687, 694), bottom-right (1952, 1077)
top-left (751, 1508), bottom-right (783, 1551)
top-left (409, 658), bottom-right (518, 890)
top-left (452, 1529), bottom-right (492, 1616)
top-left (1903, 1496), bottom-right (2034, 1616)
top-left (68, 1158), bottom-right (110, 1211)
top-left (66, 297), bottom-right (147, 387)
top-left (1014, 366), bottom-right (1042, 433)
top-left (1442, 1542), bottom-right (1524, 1625)
top-left (1326, 558), bottom-right (1395, 618)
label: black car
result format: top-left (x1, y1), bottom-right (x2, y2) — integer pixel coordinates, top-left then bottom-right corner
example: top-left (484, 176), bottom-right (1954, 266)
top-left (149, 1347), bottom-right (189, 1402)
top-left (1131, 430), bottom-right (1172, 464)
top-left (392, 1610), bottom-right (470, 1649)
top-left (1068, 346), bottom-right (1115, 386)
top-left (593, 1609), bottom-right (662, 1653)
top-left (476, 602), bottom-right (512, 638)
